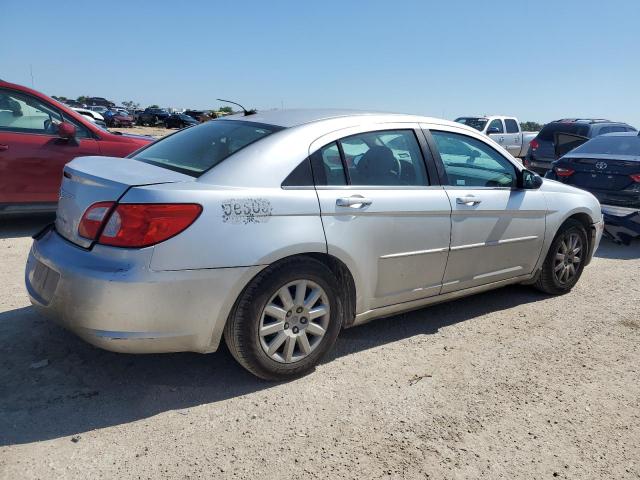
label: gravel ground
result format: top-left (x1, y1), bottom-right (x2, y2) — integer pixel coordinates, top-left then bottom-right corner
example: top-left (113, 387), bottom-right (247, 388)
top-left (110, 125), bottom-right (172, 138)
top-left (0, 215), bottom-right (638, 479)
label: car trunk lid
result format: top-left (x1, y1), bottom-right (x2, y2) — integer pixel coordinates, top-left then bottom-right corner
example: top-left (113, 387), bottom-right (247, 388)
top-left (55, 156), bottom-right (194, 248)
top-left (561, 154), bottom-right (640, 190)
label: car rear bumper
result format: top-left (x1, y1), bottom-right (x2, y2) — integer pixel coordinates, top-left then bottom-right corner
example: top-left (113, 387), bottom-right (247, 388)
top-left (25, 228), bottom-right (263, 354)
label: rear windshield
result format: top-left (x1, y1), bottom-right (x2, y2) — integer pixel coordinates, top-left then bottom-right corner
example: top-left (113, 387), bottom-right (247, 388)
top-left (538, 122), bottom-right (590, 141)
top-left (454, 117), bottom-right (488, 131)
top-left (132, 120), bottom-right (282, 176)
top-left (571, 135), bottom-right (640, 157)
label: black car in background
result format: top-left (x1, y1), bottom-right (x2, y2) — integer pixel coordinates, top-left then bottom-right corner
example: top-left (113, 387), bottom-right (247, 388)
top-left (525, 119), bottom-right (637, 175)
top-left (137, 108), bottom-right (171, 126)
top-left (164, 113), bottom-right (199, 129)
top-left (546, 132), bottom-right (640, 209)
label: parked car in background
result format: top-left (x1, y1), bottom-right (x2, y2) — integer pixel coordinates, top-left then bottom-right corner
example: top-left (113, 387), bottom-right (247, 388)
top-left (132, 109), bottom-right (145, 123)
top-left (454, 116), bottom-right (537, 158)
top-left (184, 110), bottom-right (209, 122)
top-left (88, 105), bottom-right (109, 115)
top-left (25, 109), bottom-right (603, 380)
top-left (0, 79), bottom-right (153, 214)
top-left (525, 119), bottom-right (637, 175)
top-left (137, 108), bottom-right (170, 126)
top-left (546, 131), bottom-right (640, 209)
top-left (105, 110), bottom-right (134, 127)
top-left (72, 107), bottom-right (107, 128)
top-left (165, 113), bottom-right (199, 129)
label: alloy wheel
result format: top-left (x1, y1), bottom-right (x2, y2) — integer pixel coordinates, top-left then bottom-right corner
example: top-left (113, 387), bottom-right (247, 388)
top-left (259, 280), bottom-right (330, 363)
top-left (553, 232), bottom-right (582, 284)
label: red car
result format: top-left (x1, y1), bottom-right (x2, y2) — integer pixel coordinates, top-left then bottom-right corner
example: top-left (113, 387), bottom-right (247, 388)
top-left (0, 80), bottom-right (153, 214)
top-left (106, 110), bottom-right (134, 127)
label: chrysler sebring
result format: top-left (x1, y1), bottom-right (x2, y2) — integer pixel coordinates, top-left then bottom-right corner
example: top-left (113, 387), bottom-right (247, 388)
top-left (26, 110), bottom-right (604, 379)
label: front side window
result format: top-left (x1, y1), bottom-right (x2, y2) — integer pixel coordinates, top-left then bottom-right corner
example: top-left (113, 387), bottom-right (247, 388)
top-left (504, 119), bottom-right (519, 133)
top-left (132, 120), bottom-right (281, 176)
top-left (0, 89), bottom-right (62, 134)
top-left (431, 130), bottom-right (517, 188)
top-left (487, 119), bottom-right (504, 133)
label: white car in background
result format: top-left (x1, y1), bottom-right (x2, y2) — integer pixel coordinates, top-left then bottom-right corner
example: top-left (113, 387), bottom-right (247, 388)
top-left (72, 107), bottom-right (106, 128)
top-left (455, 115), bottom-right (538, 158)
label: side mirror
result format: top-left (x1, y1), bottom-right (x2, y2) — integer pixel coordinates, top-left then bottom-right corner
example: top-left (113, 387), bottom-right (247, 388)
top-left (57, 122), bottom-right (77, 140)
top-left (487, 126), bottom-right (501, 135)
top-left (520, 169), bottom-right (543, 189)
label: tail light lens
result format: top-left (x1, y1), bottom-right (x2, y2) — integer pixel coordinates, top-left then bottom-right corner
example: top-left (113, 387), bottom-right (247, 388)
top-left (630, 173), bottom-right (640, 183)
top-left (79, 203), bottom-right (202, 248)
top-left (78, 201), bottom-right (115, 239)
top-left (530, 139), bottom-right (539, 151)
top-left (554, 167), bottom-right (575, 177)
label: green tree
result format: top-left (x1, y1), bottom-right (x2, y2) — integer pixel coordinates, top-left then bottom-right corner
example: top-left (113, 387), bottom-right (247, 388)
top-left (520, 121), bottom-right (544, 131)
top-left (218, 106), bottom-right (233, 113)
top-left (122, 100), bottom-right (140, 111)
top-left (76, 95), bottom-right (90, 104)
top-left (148, 104), bottom-right (160, 109)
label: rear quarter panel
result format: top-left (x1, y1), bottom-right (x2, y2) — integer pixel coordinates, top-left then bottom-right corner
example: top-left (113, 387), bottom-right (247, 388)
top-left (119, 183), bottom-right (326, 271)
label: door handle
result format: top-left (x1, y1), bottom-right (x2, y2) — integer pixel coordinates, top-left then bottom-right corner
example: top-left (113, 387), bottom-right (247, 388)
top-left (456, 196), bottom-right (482, 206)
top-left (0, 144), bottom-right (8, 151)
top-left (336, 195), bottom-right (372, 208)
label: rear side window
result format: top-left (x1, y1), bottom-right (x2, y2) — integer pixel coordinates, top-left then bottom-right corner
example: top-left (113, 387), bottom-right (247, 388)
top-left (311, 142), bottom-right (347, 186)
top-left (537, 122), bottom-right (590, 141)
top-left (132, 120), bottom-right (281, 177)
top-left (312, 130), bottom-right (429, 187)
top-left (504, 119), bottom-right (519, 133)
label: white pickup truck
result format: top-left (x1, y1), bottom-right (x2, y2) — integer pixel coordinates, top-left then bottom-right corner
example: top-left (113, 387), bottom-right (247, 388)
top-left (454, 115), bottom-right (538, 158)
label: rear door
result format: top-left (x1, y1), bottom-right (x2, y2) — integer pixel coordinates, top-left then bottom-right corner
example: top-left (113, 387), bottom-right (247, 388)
top-left (312, 124), bottom-right (452, 313)
top-left (0, 88), bottom-right (101, 205)
top-left (503, 118), bottom-right (522, 156)
top-left (424, 125), bottom-right (546, 293)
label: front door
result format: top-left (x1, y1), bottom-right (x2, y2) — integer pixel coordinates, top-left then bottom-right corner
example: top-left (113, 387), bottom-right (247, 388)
top-left (311, 126), bottom-right (452, 313)
top-left (0, 88), bottom-right (100, 204)
top-left (426, 127), bottom-right (546, 293)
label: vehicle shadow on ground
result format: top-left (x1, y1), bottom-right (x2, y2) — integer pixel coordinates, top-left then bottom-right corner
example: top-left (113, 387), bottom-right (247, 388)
top-left (0, 283), bottom-right (546, 446)
top-left (0, 213), bottom-right (55, 240)
top-left (595, 238), bottom-right (640, 260)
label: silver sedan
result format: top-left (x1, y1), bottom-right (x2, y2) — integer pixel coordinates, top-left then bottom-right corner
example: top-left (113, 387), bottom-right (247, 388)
top-left (26, 110), bottom-right (604, 379)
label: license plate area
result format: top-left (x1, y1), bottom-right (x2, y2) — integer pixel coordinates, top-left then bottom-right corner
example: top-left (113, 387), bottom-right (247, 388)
top-left (29, 260), bottom-right (60, 305)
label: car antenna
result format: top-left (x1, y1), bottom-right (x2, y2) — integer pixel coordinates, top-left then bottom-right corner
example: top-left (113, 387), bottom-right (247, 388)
top-left (216, 99), bottom-right (256, 116)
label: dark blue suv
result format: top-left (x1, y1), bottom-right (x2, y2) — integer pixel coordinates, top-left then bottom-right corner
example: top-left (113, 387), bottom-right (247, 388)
top-left (524, 119), bottom-right (637, 175)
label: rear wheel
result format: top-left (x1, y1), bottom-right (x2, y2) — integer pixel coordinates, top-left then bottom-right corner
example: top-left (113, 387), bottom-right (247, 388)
top-left (534, 219), bottom-right (588, 295)
top-left (224, 258), bottom-right (343, 380)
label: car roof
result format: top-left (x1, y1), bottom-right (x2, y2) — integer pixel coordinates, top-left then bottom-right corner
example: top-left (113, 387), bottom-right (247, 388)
top-left (220, 108), bottom-right (447, 128)
top-left (600, 131), bottom-right (639, 137)
top-left (550, 118), bottom-right (625, 125)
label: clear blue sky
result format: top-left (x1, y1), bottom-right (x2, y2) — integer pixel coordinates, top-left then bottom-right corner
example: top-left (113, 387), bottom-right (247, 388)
top-left (3, 0), bottom-right (639, 126)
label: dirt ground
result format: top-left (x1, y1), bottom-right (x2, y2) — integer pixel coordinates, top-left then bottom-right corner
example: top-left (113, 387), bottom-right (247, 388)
top-left (0, 215), bottom-right (638, 480)
top-left (110, 125), bottom-right (173, 139)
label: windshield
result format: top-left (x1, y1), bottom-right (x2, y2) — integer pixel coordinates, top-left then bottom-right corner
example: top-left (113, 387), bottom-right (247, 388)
top-left (455, 117), bottom-right (488, 131)
top-left (571, 135), bottom-right (640, 157)
top-left (538, 122), bottom-right (589, 141)
top-left (132, 120), bottom-right (282, 176)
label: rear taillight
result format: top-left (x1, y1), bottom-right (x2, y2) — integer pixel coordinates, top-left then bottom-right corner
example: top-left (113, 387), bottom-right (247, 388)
top-left (554, 167), bottom-right (575, 177)
top-left (530, 139), bottom-right (539, 151)
top-left (78, 203), bottom-right (202, 248)
top-left (78, 201), bottom-right (115, 239)
top-left (630, 173), bottom-right (640, 183)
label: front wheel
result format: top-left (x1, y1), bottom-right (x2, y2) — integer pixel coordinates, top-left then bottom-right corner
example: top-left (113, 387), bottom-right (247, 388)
top-left (224, 258), bottom-right (343, 380)
top-left (534, 219), bottom-right (588, 295)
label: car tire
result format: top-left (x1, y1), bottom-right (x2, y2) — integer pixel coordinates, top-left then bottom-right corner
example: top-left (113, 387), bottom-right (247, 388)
top-left (534, 219), bottom-right (588, 295)
top-left (224, 257), bottom-right (343, 381)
